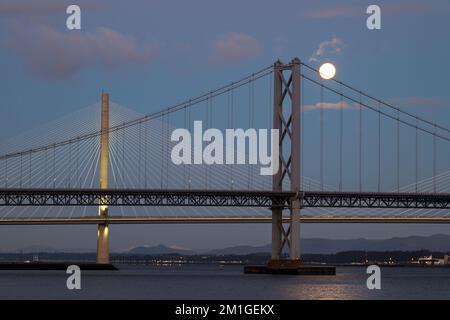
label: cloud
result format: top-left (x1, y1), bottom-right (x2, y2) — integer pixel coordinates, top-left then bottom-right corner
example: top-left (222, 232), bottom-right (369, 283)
top-left (303, 97), bottom-right (444, 113)
top-left (210, 32), bottom-right (260, 64)
top-left (7, 24), bottom-right (159, 80)
top-left (303, 101), bottom-right (350, 112)
top-left (309, 36), bottom-right (344, 63)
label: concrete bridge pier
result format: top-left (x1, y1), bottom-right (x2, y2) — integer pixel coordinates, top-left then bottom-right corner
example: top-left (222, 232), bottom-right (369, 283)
top-left (96, 92), bottom-right (110, 264)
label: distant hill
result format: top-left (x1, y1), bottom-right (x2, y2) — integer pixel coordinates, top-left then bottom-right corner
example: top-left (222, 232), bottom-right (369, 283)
top-left (210, 234), bottom-right (450, 255)
top-left (302, 234), bottom-right (450, 254)
top-left (6, 234), bottom-right (450, 256)
top-left (13, 245), bottom-right (58, 253)
top-left (5, 246), bottom-right (95, 254)
top-left (126, 244), bottom-right (195, 255)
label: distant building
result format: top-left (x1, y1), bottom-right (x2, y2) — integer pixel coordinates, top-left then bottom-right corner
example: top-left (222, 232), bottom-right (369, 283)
top-left (416, 255), bottom-right (449, 266)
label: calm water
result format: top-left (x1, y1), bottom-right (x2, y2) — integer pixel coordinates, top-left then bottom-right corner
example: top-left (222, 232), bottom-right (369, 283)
top-left (0, 265), bottom-right (449, 300)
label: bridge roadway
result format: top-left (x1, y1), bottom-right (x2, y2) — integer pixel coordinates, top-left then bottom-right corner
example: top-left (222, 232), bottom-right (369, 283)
top-left (0, 216), bottom-right (449, 225)
top-left (1, 188), bottom-right (450, 209)
top-left (0, 188), bottom-right (449, 224)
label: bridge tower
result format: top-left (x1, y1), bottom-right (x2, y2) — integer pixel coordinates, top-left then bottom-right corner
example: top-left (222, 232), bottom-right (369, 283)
top-left (270, 58), bottom-right (302, 268)
top-left (97, 92), bottom-right (110, 264)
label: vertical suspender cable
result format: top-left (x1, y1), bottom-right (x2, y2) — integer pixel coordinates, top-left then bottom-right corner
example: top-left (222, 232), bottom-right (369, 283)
top-left (231, 88), bottom-right (234, 189)
top-left (144, 121), bottom-right (148, 189)
top-left (90, 137), bottom-right (94, 188)
top-left (45, 149), bottom-right (48, 188)
top-left (166, 113), bottom-right (170, 188)
top-left (433, 124), bottom-right (437, 192)
top-left (183, 107), bottom-right (187, 189)
top-left (122, 126), bottom-right (125, 188)
top-left (339, 84), bottom-right (343, 192)
top-left (269, 72), bottom-right (273, 132)
top-left (210, 95), bottom-right (214, 189)
top-left (320, 83), bottom-right (324, 191)
top-left (68, 142), bottom-right (72, 188)
top-left (92, 136), bottom-right (96, 187)
top-left (378, 103), bottom-right (381, 192)
top-left (251, 77), bottom-right (255, 189)
top-left (206, 97), bottom-right (209, 189)
top-left (20, 153), bottom-right (23, 188)
top-left (359, 92), bottom-right (362, 192)
top-left (301, 74), bottom-right (305, 190)
top-left (4, 159), bottom-right (7, 188)
top-left (268, 71), bottom-right (273, 192)
top-left (77, 138), bottom-right (80, 188)
top-left (160, 114), bottom-right (164, 189)
top-left (29, 153), bottom-right (31, 187)
top-left (248, 80), bottom-right (251, 190)
top-left (53, 145), bottom-right (56, 188)
top-left (227, 90), bottom-right (232, 188)
top-left (397, 109), bottom-right (400, 192)
top-left (209, 96), bottom-right (212, 188)
top-left (415, 117), bottom-right (419, 192)
top-left (138, 122), bottom-right (142, 187)
top-left (188, 101), bottom-right (192, 189)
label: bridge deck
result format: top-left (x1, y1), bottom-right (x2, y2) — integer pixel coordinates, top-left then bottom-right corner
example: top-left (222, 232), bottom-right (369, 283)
top-left (0, 189), bottom-right (450, 209)
top-left (0, 216), bottom-right (449, 225)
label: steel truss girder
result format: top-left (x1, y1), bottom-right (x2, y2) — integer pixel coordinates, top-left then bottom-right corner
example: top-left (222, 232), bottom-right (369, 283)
top-left (0, 216), bottom-right (449, 225)
top-left (0, 189), bottom-right (450, 209)
top-left (0, 188), bottom-right (292, 208)
top-left (300, 192), bottom-right (450, 209)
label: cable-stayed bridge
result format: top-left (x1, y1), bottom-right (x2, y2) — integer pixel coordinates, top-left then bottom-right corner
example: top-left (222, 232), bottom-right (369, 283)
top-left (1, 58), bottom-right (449, 264)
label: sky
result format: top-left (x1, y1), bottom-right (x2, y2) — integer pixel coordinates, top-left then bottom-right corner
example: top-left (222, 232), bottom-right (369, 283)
top-left (0, 0), bottom-right (450, 251)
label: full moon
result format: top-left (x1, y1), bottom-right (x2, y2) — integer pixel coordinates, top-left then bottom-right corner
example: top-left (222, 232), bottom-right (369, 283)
top-left (319, 62), bottom-right (336, 80)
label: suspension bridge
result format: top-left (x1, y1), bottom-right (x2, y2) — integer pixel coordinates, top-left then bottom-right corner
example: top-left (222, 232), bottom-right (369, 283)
top-left (1, 58), bottom-right (449, 266)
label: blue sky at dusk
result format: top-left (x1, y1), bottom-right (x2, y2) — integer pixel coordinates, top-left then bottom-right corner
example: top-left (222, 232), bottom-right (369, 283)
top-left (0, 0), bottom-right (450, 251)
